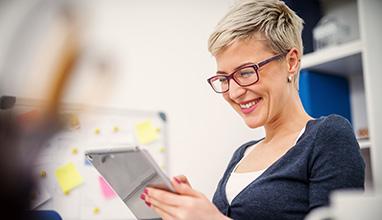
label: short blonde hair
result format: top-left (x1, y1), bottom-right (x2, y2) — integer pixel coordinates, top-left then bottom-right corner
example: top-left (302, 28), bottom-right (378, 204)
top-left (208, 0), bottom-right (304, 86)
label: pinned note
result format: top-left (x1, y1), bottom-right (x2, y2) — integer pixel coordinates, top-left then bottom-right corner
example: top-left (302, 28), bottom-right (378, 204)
top-left (94, 128), bottom-right (101, 135)
top-left (99, 176), bottom-right (116, 199)
top-left (55, 162), bottom-right (83, 194)
top-left (134, 120), bottom-right (160, 144)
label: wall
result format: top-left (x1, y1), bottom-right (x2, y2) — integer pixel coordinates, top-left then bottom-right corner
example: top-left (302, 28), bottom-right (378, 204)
top-left (0, 0), bottom-right (265, 199)
top-left (79, 0), bottom-right (265, 198)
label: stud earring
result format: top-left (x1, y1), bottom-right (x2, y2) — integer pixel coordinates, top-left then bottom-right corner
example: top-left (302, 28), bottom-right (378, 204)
top-left (287, 76), bottom-right (293, 83)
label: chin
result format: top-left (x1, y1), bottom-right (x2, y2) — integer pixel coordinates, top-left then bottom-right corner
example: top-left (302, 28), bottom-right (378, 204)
top-left (243, 116), bottom-right (264, 129)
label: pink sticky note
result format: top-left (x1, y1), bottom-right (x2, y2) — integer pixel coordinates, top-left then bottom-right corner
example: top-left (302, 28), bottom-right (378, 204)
top-left (98, 176), bottom-right (116, 199)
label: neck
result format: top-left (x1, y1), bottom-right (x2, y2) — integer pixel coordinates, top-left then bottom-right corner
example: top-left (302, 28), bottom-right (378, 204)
top-left (263, 91), bottom-right (312, 143)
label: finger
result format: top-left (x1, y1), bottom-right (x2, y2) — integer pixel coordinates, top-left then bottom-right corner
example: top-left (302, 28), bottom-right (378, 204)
top-left (144, 192), bottom-right (180, 217)
top-left (144, 187), bottom-right (184, 207)
top-left (174, 175), bottom-right (191, 187)
top-left (172, 177), bottom-right (200, 197)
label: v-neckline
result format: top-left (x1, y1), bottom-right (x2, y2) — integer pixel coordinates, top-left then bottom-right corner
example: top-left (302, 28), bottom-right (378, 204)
top-left (222, 119), bottom-right (315, 206)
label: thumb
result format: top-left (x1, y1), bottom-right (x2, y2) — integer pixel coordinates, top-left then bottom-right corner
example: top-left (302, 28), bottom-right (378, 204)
top-left (174, 175), bottom-right (191, 187)
top-left (172, 177), bottom-right (199, 197)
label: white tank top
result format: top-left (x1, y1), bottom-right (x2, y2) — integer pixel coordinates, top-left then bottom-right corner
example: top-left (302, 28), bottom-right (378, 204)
top-left (225, 127), bottom-right (306, 204)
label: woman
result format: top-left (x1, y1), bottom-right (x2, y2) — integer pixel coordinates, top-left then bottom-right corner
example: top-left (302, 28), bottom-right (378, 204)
top-left (140, 0), bottom-right (365, 219)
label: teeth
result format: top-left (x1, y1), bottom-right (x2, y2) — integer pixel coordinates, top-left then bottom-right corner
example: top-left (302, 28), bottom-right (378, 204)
top-left (240, 98), bottom-right (261, 109)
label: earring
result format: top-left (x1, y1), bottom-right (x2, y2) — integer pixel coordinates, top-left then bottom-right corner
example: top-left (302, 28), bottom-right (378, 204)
top-left (287, 76), bottom-right (293, 83)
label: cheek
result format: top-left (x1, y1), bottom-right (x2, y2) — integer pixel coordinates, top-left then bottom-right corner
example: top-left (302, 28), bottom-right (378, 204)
top-left (265, 83), bottom-right (288, 113)
top-left (222, 93), bottom-right (239, 109)
top-left (222, 93), bottom-right (229, 102)
top-left (223, 93), bottom-right (232, 105)
top-left (222, 93), bottom-right (232, 103)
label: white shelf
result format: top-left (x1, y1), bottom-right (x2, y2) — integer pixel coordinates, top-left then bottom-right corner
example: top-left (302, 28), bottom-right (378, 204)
top-left (301, 40), bottom-right (363, 76)
top-left (358, 139), bottom-right (371, 149)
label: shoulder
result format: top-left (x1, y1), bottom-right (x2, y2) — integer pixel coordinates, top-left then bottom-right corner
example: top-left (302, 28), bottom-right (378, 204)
top-left (309, 114), bottom-right (363, 168)
top-left (314, 114), bottom-right (356, 144)
top-left (317, 114), bottom-right (353, 131)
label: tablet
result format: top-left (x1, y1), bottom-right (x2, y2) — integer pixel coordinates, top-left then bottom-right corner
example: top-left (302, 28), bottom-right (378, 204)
top-left (85, 147), bottom-right (175, 220)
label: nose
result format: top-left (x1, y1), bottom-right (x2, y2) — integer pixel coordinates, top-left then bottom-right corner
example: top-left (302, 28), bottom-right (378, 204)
top-left (228, 78), bottom-right (246, 100)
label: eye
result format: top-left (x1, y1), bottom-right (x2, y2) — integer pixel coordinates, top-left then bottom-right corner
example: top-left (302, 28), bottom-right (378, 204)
top-left (211, 76), bottom-right (227, 83)
top-left (218, 77), bottom-right (228, 83)
top-left (238, 68), bottom-right (256, 78)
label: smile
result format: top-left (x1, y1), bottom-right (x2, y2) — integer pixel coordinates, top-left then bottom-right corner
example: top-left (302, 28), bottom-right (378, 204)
top-left (239, 97), bottom-right (262, 114)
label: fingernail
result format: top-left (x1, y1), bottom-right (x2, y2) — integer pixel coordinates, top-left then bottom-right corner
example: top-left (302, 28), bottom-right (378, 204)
top-left (144, 188), bottom-right (149, 194)
top-left (140, 193), bottom-right (145, 200)
top-left (145, 201), bottom-right (151, 207)
top-left (173, 177), bottom-right (181, 184)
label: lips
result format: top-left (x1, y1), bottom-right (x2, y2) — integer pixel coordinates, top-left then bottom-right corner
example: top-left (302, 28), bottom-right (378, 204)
top-left (239, 97), bottom-right (262, 114)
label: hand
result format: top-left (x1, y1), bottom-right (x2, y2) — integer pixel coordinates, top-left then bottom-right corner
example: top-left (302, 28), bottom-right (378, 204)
top-left (172, 175), bottom-right (191, 187)
top-left (140, 176), bottom-right (231, 220)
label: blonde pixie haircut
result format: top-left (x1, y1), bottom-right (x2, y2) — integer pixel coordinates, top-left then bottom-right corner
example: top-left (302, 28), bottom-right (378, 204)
top-left (208, 0), bottom-right (304, 87)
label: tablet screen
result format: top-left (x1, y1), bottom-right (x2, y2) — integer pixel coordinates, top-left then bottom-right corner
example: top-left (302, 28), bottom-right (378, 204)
top-left (86, 148), bottom-right (168, 219)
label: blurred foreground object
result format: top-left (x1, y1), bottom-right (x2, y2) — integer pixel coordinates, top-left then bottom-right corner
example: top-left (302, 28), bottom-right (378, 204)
top-left (0, 0), bottom-right (81, 219)
top-left (306, 191), bottom-right (382, 220)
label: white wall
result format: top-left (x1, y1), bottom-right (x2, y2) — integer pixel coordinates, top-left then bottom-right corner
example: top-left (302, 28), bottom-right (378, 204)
top-left (0, 0), bottom-right (265, 198)
top-left (79, 0), bottom-right (265, 198)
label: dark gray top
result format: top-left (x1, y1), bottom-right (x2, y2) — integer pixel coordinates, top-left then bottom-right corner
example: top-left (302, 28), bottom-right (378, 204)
top-left (212, 114), bottom-right (365, 220)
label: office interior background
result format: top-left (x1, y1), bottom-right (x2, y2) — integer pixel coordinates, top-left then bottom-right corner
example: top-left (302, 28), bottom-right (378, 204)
top-left (0, 0), bottom-right (381, 219)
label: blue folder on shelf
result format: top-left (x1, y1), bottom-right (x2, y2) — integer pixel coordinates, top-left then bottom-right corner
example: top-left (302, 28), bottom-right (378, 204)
top-left (299, 70), bottom-right (352, 123)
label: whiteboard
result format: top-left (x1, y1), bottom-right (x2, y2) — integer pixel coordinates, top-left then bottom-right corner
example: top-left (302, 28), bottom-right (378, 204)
top-left (15, 100), bottom-right (168, 220)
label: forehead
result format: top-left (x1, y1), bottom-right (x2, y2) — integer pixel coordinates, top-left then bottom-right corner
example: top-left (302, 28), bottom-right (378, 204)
top-left (215, 38), bottom-right (270, 73)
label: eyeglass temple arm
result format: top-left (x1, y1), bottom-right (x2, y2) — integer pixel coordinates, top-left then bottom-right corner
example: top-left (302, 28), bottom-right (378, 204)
top-left (257, 53), bottom-right (287, 69)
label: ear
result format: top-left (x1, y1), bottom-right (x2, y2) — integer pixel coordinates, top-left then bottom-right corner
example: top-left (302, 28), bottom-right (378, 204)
top-left (286, 48), bottom-right (300, 77)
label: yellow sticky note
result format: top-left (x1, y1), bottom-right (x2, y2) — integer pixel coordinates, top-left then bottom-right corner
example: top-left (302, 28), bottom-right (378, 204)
top-left (159, 146), bottom-right (166, 153)
top-left (113, 126), bottom-right (119, 133)
top-left (94, 128), bottom-right (101, 135)
top-left (55, 162), bottom-right (83, 194)
top-left (134, 120), bottom-right (160, 144)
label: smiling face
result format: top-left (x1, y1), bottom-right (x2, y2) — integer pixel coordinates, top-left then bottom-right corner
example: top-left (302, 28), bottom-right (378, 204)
top-left (215, 37), bottom-right (292, 128)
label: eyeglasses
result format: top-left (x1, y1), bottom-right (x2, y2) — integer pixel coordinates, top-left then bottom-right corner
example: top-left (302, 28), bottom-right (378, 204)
top-left (207, 53), bottom-right (286, 93)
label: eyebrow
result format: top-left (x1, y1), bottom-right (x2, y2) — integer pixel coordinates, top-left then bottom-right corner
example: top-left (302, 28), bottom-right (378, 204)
top-left (216, 62), bottom-right (255, 75)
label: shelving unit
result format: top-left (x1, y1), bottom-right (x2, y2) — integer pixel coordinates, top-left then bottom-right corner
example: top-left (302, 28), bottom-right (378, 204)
top-left (301, 40), bottom-right (362, 76)
top-left (301, 0), bottom-right (382, 191)
top-left (301, 39), bottom-right (366, 142)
